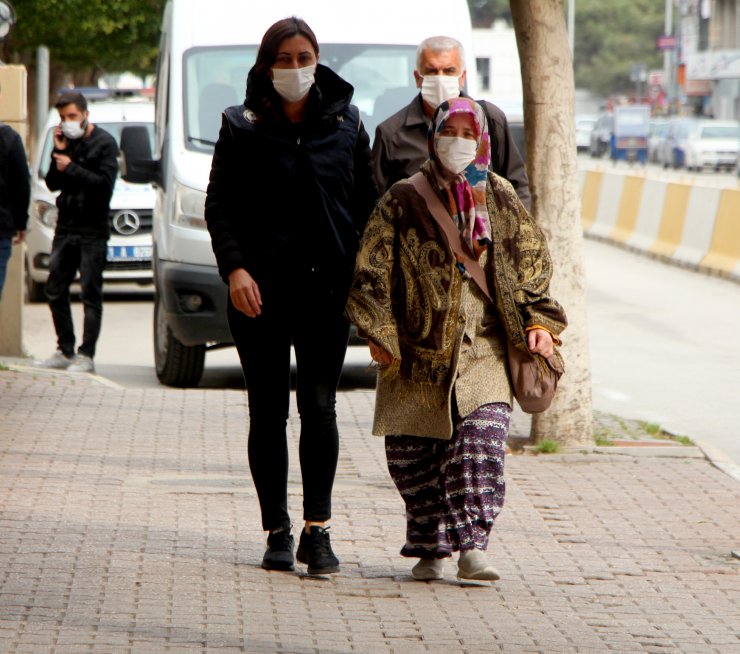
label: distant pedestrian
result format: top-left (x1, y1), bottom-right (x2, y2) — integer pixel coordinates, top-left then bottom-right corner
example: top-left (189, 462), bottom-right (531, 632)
top-left (38, 91), bottom-right (118, 373)
top-left (0, 106), bottom-right (31, 301)
top-left (205, 17), bottom-right (378, 575)
top-left (347, 97), bottom-right (566, 581)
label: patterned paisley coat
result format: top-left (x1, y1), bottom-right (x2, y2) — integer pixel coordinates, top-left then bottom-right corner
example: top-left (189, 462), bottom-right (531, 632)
top-left (346, 168), bottom-right (567, 439)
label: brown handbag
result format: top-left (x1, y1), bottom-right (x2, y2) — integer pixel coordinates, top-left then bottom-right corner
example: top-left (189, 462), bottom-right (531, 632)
top-left (408, 173), bottom-right (563, 413)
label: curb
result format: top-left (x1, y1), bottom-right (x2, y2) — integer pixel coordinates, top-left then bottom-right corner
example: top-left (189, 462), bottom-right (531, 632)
top-left (694, 438), bottom-right (740, 484)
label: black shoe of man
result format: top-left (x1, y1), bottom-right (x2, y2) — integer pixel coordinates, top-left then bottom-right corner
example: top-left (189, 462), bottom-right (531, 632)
top-left (296, 526), bottom-right (340, 575)
top-left (261, 526), bottom-right (295, 571)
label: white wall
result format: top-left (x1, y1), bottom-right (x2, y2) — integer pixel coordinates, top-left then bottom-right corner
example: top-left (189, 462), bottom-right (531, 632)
top-left (472, 20), bottom-right (523, 114)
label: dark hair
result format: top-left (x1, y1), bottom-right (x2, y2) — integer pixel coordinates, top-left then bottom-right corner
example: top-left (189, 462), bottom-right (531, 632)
top-left (255, 16), bottom-right (319, 74)
top-left (55, 91), bottom-right (87, 113)
top-left (245, 16), bottom-right (319, 117)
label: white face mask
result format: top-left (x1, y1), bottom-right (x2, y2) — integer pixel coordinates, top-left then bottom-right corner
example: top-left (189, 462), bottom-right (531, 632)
top-left (271, 65), bottom-right (316, 103)
top-left (436, 136), bottom-right (478, 174)
top-left (420, 75), bottom-right (461, 109)
top-left (61, 119), bottom-right (86, 140)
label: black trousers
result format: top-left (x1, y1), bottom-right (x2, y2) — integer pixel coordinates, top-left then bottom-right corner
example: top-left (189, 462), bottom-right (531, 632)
top-left (45, 233), bottom-right (107, 358)
top-left (227, 274), bottom-right (351, 532)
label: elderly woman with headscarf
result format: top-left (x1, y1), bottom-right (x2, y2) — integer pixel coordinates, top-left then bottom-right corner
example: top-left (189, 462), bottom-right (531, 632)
top-left (346, 97), bottom-right (567, 582)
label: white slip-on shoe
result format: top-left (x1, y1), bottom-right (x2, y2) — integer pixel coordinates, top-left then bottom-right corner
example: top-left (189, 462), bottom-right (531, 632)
top-left (38, 350), bottom-right (73, 369)
top-left (457, 549), bottom-right (500, 581)
top-left (67, 354), bottom-right (95, 373)
top-left (411, 558), bottom-right (445, 581)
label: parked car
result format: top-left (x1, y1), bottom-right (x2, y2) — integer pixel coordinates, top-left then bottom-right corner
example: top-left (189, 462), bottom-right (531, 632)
top-left (658, 117), bottom-right (698, 169)
top-left (25, 92), bottom-right (155, 302)
top-left (589, 112), bottom-right (613, 158)
top-left (648, 119), bottom-right (668, 163)
top-left (683, 119), bottom-right (740, 172)
top-left (575, 114), bottom-right (597, 152)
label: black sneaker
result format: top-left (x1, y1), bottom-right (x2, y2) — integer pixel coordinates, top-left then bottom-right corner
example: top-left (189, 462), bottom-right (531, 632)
top-left (296, 526), bottom-right (340, 575)
top-left (261, 527), bottom-right (295, 571)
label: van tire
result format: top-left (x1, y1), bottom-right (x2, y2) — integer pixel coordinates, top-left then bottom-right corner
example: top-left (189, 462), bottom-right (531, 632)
top-left (154, 294), bottom-right (205, 387)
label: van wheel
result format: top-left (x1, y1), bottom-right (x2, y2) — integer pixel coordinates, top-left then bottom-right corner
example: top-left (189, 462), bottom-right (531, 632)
top-left (154, 294), bottom-right (205, 387)
top-left (25, 263), bottom-right (46, 303)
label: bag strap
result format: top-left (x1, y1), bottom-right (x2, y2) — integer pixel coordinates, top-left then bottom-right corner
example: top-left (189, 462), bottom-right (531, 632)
top-left (408, 172), bottom-right (493, 303)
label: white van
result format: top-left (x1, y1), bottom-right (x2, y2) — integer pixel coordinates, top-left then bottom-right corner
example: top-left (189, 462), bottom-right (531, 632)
top-left (122, 0), bottom-right (477, 387)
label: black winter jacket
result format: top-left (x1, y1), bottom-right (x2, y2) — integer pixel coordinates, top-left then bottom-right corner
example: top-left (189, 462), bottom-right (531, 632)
top-left (205, 64), bottom-right (378, 298)
top-left (0, 124), bottom-right (30, 239)
top-left (45, 125), bottom-right (118, 238)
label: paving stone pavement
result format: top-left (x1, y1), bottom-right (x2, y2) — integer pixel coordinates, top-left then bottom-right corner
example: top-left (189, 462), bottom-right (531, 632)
top-left (0, 366), bottom-right (738, 654)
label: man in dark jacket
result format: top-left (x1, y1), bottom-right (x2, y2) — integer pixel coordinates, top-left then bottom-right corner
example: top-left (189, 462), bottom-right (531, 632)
top-left (0, 118), bottom-right (30, 301)
top-left (372, 35), bottom-right (531, 209)
top-left (39, 91), bottom-right (118, 373)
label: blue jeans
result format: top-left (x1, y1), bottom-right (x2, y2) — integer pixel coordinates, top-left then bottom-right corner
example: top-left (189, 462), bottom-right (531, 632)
top-left (45, 233), bottom-right (108, 358)
top-left (0, 236), bottom-right (12, 301)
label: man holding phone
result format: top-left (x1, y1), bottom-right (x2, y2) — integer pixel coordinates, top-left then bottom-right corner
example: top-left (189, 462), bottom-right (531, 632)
top-left (38, 91), bottom-right (118, 373)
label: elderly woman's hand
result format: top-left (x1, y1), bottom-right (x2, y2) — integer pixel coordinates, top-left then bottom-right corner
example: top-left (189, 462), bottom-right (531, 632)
top-left (368, 340), bottom-right (394, 365)
top-left (527, 328), bottom-right (554, 359)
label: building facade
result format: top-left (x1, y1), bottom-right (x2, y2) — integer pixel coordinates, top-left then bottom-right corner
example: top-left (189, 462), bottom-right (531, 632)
top-left (683, 0), bottom-right (740, 119)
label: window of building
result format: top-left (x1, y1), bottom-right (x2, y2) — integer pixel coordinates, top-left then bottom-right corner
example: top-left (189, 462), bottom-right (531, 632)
top-left (476, 57), bottom-right (490, 92)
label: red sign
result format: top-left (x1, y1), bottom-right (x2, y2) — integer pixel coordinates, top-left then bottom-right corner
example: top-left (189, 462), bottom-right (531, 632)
top-left (656, 35), bottom-right (677, 50)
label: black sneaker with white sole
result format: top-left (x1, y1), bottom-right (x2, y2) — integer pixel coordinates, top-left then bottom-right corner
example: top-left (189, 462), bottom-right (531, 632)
top-left (296, 526), bottom-right (340, 575)
top-left (261, 527), bottom-right (295, 571)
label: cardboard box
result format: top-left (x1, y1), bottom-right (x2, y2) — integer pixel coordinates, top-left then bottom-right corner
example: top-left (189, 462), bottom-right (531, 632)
top-left (2, 120), bottom-right (28, 148)
top-left (0, 65), bottom-right (27, 122)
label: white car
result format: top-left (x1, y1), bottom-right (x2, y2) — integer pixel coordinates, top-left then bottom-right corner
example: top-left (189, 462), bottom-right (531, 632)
top-left (683, 119), bottom-right (740, 172)
top-left (575, 114), bottom-right (597, 152)
top-left (25, 92), bottom-right (155, 302)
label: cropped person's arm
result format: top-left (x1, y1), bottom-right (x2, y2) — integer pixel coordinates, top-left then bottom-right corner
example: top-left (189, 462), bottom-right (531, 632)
top-left (351, 121), bottom-right (379, 236)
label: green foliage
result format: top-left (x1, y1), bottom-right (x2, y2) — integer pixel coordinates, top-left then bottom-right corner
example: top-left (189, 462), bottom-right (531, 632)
top-left (468, 0), bottom-right (665, 98)
top-left (639, 421), bottom-right (662, 435)
top-left (469, 0), bottom-right (511, 27)
top-left (534, 439), bottom-right (560, 454)
top-left (572, 0), bottom-right (664, 96)
top-left (6, 0), bottom-right (165, 75)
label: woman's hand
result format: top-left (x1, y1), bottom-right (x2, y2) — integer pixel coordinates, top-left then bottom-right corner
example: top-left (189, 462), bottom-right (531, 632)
top-left (368, 340), bottom-right (393, 365)
top-left (229, 268), bottom-right (262, 317)
top-left (527, 328), bottom-right (554, 358)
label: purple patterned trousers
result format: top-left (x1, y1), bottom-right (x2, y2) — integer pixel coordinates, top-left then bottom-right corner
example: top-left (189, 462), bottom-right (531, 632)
top-left (385, 402), bottom-right (509, 558)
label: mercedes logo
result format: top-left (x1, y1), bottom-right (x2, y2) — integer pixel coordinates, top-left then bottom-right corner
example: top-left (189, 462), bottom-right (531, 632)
top-left (112, 210), bottom-right (141, 236)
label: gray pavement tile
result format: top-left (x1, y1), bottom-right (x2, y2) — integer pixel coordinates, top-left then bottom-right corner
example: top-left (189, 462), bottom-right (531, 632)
top-left (1, 372), bottom-right (739, 654)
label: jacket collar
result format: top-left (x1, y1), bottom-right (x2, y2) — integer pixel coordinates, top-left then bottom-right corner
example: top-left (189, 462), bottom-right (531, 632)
top-left (404, 91), bottom-right (473, 129)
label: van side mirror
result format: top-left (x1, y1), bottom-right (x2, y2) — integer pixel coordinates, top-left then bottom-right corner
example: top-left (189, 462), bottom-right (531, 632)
top-left (120, 125), bottom-right (162, 186)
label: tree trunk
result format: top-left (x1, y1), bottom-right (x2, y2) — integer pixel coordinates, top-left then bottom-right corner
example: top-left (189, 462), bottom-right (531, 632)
top-left (510, 0), bottom-right (593, 446)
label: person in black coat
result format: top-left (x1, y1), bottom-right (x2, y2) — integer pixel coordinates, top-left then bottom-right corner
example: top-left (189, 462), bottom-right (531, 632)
top-left (205, 16), bottom-right (378, 576)
top-left (0, 119), bottom-right (30, 301)
top-left (40, 91), bottom-right (118, 374)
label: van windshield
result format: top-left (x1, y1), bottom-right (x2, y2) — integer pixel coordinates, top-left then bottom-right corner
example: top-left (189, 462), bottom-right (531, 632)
top-left (183, 44), bottom-right (419, 152)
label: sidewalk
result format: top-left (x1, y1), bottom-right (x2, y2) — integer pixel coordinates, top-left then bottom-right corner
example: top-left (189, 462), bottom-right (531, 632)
top-left (1, 364), bottom-right (738, 654)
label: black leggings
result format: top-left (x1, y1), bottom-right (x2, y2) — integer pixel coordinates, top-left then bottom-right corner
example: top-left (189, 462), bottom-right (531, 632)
top-left (227, 283), bottom-right (350, 532)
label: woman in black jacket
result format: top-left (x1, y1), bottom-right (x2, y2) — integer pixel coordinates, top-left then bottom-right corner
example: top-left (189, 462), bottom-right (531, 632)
top-left (205, 17), bottom-right (378, 576)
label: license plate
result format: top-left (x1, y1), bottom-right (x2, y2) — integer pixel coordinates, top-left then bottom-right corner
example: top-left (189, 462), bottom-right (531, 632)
top-left (107, 245), bottom-right (152, 261)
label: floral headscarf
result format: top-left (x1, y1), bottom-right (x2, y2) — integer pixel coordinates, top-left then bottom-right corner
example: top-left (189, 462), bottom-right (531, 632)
top-left (425, 97), bottom-right (492, 261)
